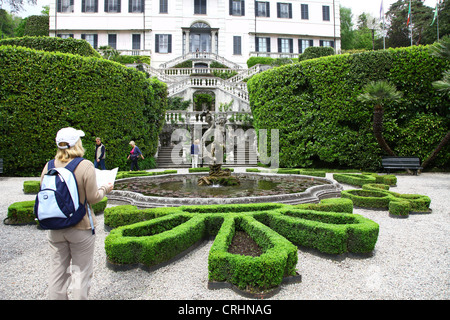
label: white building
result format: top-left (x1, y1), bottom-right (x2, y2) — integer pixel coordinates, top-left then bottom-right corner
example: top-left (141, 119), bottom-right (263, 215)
top-left (50, 0), bottom-right (340, 167)
top-left (50, 0), bottom-right (340, 69)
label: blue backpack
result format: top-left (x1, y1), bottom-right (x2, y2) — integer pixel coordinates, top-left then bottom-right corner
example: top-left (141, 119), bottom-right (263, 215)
top-left (34, 157), bottom-right (95, 234)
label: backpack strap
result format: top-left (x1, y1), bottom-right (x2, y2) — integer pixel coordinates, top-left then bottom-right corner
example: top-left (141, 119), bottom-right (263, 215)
top-left (46, 157), bottom-right (84, 172)
top-left (64, 157), bottom-right (85, 173)
top-left (47, 159), bottom-right (56, 171)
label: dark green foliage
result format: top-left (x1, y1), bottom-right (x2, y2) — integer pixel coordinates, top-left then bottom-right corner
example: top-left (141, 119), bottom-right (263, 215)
top-left (0, 36), bottom-right (101, 58)
top-left (0, 45), bottom-right (167, 175)
top-left (22, 16), bottom-right (49, 37)
top-left (247, 46), bottom-right (450, 170)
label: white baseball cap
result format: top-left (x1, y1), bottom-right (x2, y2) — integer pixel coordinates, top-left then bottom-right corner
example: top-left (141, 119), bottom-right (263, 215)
top-left (55, 127), bottom-right (85, 149)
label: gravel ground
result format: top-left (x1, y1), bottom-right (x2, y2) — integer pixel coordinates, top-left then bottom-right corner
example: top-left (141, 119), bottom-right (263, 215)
top-left (0, 171), bottom-right (449, 301)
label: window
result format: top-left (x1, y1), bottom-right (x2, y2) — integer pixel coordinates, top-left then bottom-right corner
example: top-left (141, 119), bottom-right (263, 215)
top-left (301, 4), bottom-right (308, 20)
top-left (320, 40), bottom-right (334, 48)
top-left (105, 0), bottom-right (120, 12)
top-left (160, 0), bottom-right (168, 13)
top-left (57, 0), bottom-right (74, 13)
top-left (129, 0), bottom-right (144, 12)
top-left (255, 1), bottom-right (270, 17)
top-left (108, 34), bottom-right (117, 49)
top-left (277, 3), bottom-right (292, 19)
top-left (255, 37), bottom-right (271, 53)
top-left (194, 0), bottom-right (207, 14)
top-left (230, 0), bottom-right (245, 16)
top-left (156, 34), bottom-right (172, 53)
top-left (57, 34), bottom-right (74, 38)
top-left (277, 38), bottom-right (293, 56)
top-left (82, 0), bottom-right (98, 12)
top-left (299, 39), bottom-right (313, 53)
top-left (81, 34), bottom-right (98, 49)
top-left (233, 36), bottom-right (242, 55)
top-left (132, 34), bottom-right (141, 51)
top-left (322, 5), bottom-right (330, 21)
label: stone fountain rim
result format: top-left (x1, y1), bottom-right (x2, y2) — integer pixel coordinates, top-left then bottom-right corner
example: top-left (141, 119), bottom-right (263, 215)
top-left (108, 172), bottom-right (343, 207)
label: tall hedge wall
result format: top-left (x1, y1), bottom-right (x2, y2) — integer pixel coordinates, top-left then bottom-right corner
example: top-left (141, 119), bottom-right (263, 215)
top-left (0, 36), bottom-right (101, 58)
top-left (0, 45), bottom-right (167, 176)
top-left (247, 46), bottom-right (450, 170)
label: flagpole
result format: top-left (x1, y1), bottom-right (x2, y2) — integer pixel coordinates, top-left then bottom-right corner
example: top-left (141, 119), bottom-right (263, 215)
top-left (409, 0), bottom-right (412, 47)
top-left (382, 0), bottom-right (386, 49)
top-left (437, 1), bottom-right (439, 40)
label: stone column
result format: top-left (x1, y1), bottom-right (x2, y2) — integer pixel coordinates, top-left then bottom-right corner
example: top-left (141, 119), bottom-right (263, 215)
top-left (185, 30), bottom-right (190, 54)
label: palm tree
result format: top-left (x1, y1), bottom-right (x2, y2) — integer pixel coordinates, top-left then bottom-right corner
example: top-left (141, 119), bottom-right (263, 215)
top-left (358, 80), bottom-right (403, 156)
top-left (430, 36), bottom-right (450, 93)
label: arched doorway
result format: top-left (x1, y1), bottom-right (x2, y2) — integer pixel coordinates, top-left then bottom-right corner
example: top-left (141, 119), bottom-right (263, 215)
top-left (193, 91), bottom-right (215, 112)
top-left (190, 22), bottom-right (211, 53)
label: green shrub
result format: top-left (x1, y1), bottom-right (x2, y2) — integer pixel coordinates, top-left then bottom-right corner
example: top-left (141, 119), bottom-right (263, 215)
top-left (0, 36), bottom-right (101, 58)
top-left (333, 173), bottom-right (397, 187)
top-left (6, 200), bottom-right (35, 225)
top-left (341, 183), bottom-right (431, 217)
top-left (248, 46), bottom-right (450, 171)
top-left (298, 46), bottom-right (335, 61)
top-left (5, 197), bottom-right (107, 225)
top-left (115, 170), bottom-right (177, 179)
top-left (104, 199), bottom-right (379, 291)
top-left (23, 180), bottom-right (40, 194)
top-left (247, 57), bottom-right (274, 68)
top-left (0, 45), bottom-right (167, 176)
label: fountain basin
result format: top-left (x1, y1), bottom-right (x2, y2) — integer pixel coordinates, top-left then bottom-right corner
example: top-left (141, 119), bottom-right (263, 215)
top-left (109, 172), bottom-right (343, 207)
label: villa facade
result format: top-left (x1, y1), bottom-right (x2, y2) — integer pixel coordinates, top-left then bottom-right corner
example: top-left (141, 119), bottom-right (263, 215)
top-left (50, 0), bottom-right (341, 68)
top-left (49, 0), bottom-right (341, 167)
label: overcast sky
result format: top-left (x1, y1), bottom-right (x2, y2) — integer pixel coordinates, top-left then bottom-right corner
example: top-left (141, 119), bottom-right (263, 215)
top-left (5, 0), bottom-right (440, 19)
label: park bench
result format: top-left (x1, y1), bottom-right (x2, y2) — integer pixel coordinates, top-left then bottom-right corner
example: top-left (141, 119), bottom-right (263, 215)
top-left (382, 156), bottom-right (422, 175)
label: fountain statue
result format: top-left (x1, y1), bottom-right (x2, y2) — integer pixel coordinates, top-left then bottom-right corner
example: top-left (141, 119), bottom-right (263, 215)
top-left (198, 115), bottom-right (240, 186)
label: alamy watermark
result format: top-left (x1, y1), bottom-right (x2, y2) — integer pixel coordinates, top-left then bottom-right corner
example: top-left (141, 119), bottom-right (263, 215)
top-left (169, 125), bottom-right (279, 169)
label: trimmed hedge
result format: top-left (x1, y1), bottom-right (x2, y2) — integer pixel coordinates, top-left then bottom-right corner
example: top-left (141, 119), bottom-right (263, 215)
top-left (333, 173), bottom-right (397, 187)
top-left (116, 170), bottom-right (177, 179)
top-left (246, 167), bottom-right (326, 177)
top-left (298, 46), bottom-right (335, 61)
top-left (104, 198), bottom-right (379, 291)
top-left (0, 36), bottom-right (101, 58)
top-left (341, 184), bottom-right (431, 217)
top-left (0, 44), bottom-right (167, 176)
top-left (247, 46), bottom-right (450, 171)
top-left (23, 180), bottom-right (40, 194)
top-left (5, 197), bottom-right (108, 225)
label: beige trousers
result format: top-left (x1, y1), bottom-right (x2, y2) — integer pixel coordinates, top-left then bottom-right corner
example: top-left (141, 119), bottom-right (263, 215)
top-left (47, 228), bottom-right (95, 300)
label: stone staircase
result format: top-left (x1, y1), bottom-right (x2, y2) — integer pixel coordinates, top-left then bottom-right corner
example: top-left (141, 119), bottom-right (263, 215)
top-left (156, 144), bottom-right (258, 168)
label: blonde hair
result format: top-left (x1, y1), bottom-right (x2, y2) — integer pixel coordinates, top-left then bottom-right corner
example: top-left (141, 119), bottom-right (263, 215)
top-left (55, 139), bottom-right (85, 162)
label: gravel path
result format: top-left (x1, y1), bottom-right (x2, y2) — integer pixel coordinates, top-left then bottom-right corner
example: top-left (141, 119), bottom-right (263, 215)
top-left (0, 172), bottom-right (449, 300)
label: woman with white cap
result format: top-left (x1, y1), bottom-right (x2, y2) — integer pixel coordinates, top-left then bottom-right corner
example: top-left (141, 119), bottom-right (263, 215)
top-left (40, 127), bottom-right (113, 300)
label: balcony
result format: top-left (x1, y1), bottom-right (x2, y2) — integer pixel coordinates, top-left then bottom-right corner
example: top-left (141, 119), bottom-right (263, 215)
top-left (164, 110), bottom-right (253, 126)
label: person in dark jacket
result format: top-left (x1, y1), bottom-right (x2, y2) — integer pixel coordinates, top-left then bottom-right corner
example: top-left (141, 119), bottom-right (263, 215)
top-left (94, 137), bottom-right (106, 170)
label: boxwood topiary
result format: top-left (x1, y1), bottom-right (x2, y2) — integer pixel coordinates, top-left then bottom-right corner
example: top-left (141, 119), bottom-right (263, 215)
top-left (104, 199), bottom-right (379, 293)
top-left (0, 44), bottom-right (167, 176)
top-left (0, 36), bottom-right (101, 58)
top-left (248, 46), bottom-right (450, 171)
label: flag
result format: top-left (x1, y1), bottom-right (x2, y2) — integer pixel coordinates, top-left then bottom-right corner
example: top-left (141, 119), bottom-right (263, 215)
top-left (430, 1), bottom-right (438, 26)
top-left (380, 0), bottom-right (384, 20)
top-left (407, 0), bottom-right (411, 26)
